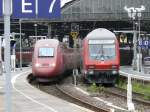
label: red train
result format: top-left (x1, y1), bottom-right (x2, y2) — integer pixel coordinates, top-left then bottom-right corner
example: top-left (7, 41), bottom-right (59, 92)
top-left (32, 39), bottom-right (80, 82)
top-left (82, 28), bottom-right (120, 84)
top-left (15, 48), bottom-right (33, 67)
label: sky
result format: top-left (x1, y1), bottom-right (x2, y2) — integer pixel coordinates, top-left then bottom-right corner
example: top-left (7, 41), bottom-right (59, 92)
top-left (61, 0), bottom-right (73, 7)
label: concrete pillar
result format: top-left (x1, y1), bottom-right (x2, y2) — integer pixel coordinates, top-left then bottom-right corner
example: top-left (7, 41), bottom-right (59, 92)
top-left (127, 74), bottom-right (135, 111)
top-left (133, 28), bottom-right (138, 70)
top-left (47, 24), bottom-right (52, 38)
top-left (11, 55), bottom-right (16, 72)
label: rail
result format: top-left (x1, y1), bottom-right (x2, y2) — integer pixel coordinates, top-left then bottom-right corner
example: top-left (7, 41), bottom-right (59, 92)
top-left (56, 84), bottom-right (110, 112)
top-left (105, 87), bottom-right (150, 106)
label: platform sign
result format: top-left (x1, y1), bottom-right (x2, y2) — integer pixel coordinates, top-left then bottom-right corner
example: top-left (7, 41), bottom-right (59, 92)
top-left (71, 32), bottom-right (78, 39)
top-left (38, 0), bottom-right (60, 18)
top-left (138, 40), bottom-right (150, 48)
top-left (12, 0), bottom-right (61, 18)
top-left (13, 0), bottom-right (36, 18)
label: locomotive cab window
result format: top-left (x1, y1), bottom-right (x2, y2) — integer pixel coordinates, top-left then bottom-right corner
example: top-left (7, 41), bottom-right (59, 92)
top-left (88, 40), bottom-right (116, 60)
top-left (38, 48), bottom-right (54, 57)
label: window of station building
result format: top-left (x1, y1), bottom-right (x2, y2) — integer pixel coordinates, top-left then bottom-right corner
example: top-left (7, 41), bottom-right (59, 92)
top-left (63, 7), bottom-right (71, 14)
top-left (72, 3), bottom-right (80, 19)
top-left (97, 0), bottom-right (103, 11)
top-left (38, 48), bottom-right (54, 57)
top-left (105, 0), bottom-right (111, 11)
top-left (80, 0), bottom-right (85, 13)
top-left (82, 0), bottom-right (92, 13)
top-left (93, 0), bottom-right (99, 13)
top-left (71, 3), bottom-right (80, 13)
top-left (115, 0), bottom-right (121, 12)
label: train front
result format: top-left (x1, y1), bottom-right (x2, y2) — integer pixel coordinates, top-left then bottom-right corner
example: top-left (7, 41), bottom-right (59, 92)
top-left (83, 28), bottom-right (120, 84)
top-left (32, 39), bottom-right (64, 81)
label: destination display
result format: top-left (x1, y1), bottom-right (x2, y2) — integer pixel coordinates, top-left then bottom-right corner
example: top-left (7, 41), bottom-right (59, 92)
top-left (88, 40), bottom-right (115, 44)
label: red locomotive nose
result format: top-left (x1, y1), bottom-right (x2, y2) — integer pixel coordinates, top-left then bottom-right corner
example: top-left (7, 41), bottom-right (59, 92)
top-left (33, 58), bottom-right (59, 77)
top-left (82, 28), bottom-right (120, 84)
top-left (33, 66), bottom-right (57, 77)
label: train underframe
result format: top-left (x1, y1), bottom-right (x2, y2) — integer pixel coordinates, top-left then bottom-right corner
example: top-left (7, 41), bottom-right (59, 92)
top-left (29, 75), bottom-right (63, 83)
top-left (84, 70), bottom-right (119, 84)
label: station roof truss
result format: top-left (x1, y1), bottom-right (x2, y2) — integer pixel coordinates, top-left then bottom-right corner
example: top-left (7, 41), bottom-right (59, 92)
top-left (0, 0), bottom-right (150, 23)
top-left (60, 0), bottom-right (150, 22)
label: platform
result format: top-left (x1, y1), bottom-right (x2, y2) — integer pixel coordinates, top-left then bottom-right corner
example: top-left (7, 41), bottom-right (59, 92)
top-left (0, 68), bottom-right (94, 112)
top-left (0, 70), bottom-right (4, 112)
top-left (120, 66), bottom-right (150, 81)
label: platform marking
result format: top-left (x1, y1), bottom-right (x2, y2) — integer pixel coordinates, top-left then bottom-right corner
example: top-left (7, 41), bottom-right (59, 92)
top-left (69, 103), bottom-right (94, 112)
top-left (11, 71), bottom-right (58, 112)
top-left (75, 87), bottom-right (128, 111)
top-left (75, 87), bottom-right (90, 95)
top-left (94, 97), bottom-right (128, 111)
top-left (25, 83), bottom-right (94, 112)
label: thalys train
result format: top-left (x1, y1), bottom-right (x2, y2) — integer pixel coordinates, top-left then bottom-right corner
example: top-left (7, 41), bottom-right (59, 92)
top-left (81, 28), bottom-right (120, 84)
top-left (32, 39), bottom-right (80, 82)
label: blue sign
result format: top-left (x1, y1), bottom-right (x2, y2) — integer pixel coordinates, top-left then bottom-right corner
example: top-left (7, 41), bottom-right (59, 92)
top-left (0, 0), bottom-right (2, 17)
top-left (13, 0), bottom-right (36, 18)
top-left (38, 0), bottom-right (60, 18)
top-left (138, 40), bottom-right (150, 48)
top-left (12, 0), bottom-right (60, 18)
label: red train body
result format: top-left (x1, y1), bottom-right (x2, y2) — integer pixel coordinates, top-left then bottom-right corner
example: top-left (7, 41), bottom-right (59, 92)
top-left (32, 39), bottom-right (64, 80)
top-left (15, 49), bottom-right (33, 67)
top-left (32, 39), bottom-right (81, 82)
top-left (82, 28), bottom-right (120, 84)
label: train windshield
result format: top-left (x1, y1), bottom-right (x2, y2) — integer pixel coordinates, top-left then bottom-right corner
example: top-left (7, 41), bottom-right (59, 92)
top-left (89, 43), bottom-right (116, 60)
top-left (38, 47), bottom-right (54, 57)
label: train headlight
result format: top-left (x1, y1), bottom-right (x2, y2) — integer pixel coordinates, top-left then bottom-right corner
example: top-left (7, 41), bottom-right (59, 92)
top-left (51, 63), bottom-right (56, 67)
top-left (88, 65), bottom-right (95, 69)
top-left (112, 70), bottom-right (117, 74)
top-left (88, 70), bottom-right (94, 75)
top-left (49, 63), bottom-right (56, 67)
top-left (84, 70), bottom-right (87, 74)
top-left (35, 63), bottom-right (41, 67)
top-left (112, 65), bottom-right (117, 69)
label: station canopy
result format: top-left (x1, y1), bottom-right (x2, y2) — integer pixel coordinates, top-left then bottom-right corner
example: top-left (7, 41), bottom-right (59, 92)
top-left (3, 0), bottom-right (149, 23)
top-left (60, 0), bottom-right (150, 22)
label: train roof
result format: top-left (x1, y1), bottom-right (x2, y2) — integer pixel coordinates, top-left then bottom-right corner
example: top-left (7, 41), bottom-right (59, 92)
top-left (86, 28), bottom-right (116, 39)
top-left (35, 39), bottom-right (59, 47)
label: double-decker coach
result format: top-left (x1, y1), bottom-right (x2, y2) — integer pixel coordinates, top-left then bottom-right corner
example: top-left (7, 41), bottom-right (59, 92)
top-left (82, 28), bottom-right (120, 84)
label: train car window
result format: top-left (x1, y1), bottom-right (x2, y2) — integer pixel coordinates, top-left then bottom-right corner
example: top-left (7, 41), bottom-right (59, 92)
top-left (89, 44), bottom-right (103, 59)
top-left (89, 44), bottom-right (116, 60)
top-left (38, 48), bottom-right (54, 57)
top-left (103, 45), bottom-right (116, 59)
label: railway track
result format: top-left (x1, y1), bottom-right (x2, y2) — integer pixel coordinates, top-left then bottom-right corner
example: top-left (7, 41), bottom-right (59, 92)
top-left (56, 84), bottom-right (110, 112)
top-left (104, 87), bottom-right (150, 106)
top-left (28, 73), bottom-right (150, 112)
top-left (27, 74), bottom-right (110, 112)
